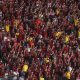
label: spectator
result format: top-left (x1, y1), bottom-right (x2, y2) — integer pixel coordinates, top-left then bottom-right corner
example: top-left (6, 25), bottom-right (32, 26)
top-left (0, 0), bottom-right (80, 80)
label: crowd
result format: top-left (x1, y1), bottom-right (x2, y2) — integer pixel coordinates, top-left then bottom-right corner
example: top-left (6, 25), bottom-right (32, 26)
top-left (0, 0), bottom-right (80, 80)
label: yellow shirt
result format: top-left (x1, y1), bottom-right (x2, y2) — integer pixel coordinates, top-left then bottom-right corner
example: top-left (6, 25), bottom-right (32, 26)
top-left (66, 71), bottom-right (71, 79)
top-left (27, 37), bottom-right (33, 42)
top-left (74, 19), bottom-right (79, 26)
top-left (22, 64), bottom-right (28, 72)
top-left (6, 25), bottom-right (10, 32)
top-left (55, 32), bottom-right (62, 38)
top-left (65, 35), bottom-right (70, 43)
top-left (78, 31), bottom-right (80, 38)
top-left (44, 58), bottom-right (49, 63)
top-left (40, 77), bottom-right (45, 80)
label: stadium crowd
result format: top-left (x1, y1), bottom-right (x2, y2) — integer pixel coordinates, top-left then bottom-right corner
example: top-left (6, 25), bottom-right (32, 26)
top-left (0, 0), bottom-right (80, 80)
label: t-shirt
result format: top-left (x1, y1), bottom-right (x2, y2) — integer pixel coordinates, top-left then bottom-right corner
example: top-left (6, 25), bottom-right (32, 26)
top-left (55, 32), bottom-right (62, 38)
top-left (74, 19), bottom-right (79, 26)
top-left (6, 25), bottom-right (10, 32)
top-left (22, 64), bottom-right (28, 72)
top-left (29, 41), bottom-right (34, 47)
top-left (35, 19), bottom-right (41, 25)
top-left (27, 37), bottom-right (33, 42)
top-left (65, 71), bottom-right (71, 79)
top-left (65, 35), bottom-right (69, 43)
top-left (78, 31), bottom-right (80, 38)
top-left (44, 58), bottom-right (49, 63)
